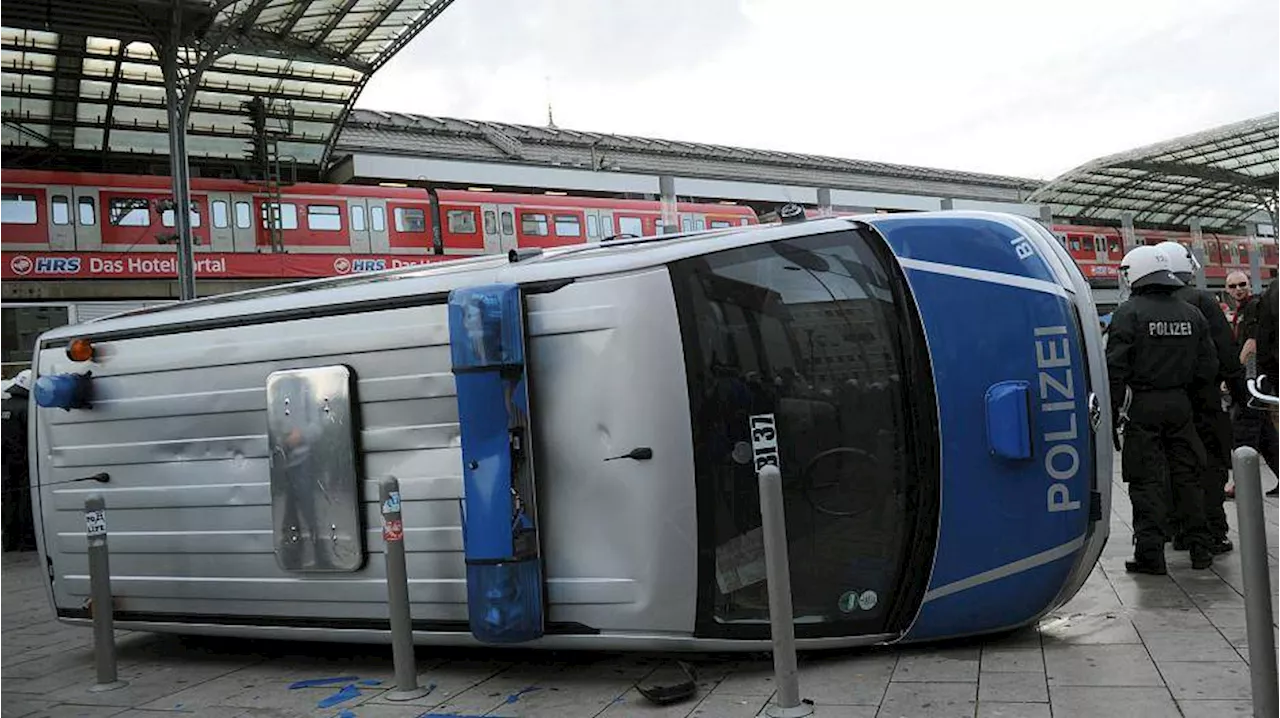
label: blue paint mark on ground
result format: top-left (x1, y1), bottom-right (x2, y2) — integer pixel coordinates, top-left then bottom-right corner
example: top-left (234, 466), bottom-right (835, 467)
top-left (504, 686), bottom-right (542, 704)
top-left (358, 679), bottom-right (383, 686)
top-left (289, 676), bottom-right (360, 689)
top-left (336, 710), bottom-right (356, 718)
top-left (317, 684), bottom-right (362, 708)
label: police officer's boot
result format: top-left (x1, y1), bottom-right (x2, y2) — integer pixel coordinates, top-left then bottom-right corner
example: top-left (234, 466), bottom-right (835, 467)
top-left (1125, 543), bottom-right (1167, 575)
top-left (1190, 545), bottom-right (1213, 570)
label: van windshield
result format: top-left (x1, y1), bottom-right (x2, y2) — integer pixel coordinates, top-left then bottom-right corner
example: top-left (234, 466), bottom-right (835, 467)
top-left (670, 227), bottom-right (938, 639)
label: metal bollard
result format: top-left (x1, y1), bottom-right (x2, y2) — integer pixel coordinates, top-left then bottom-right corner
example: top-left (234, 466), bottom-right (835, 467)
top-left (84, 494), bottom-right (126, 692)
top-left (757, 465), bottom-right (813, 718)
top-left (1230, 447), bottom-right (1278, 718)
top-left (379, 478), bottom-right (431, 701)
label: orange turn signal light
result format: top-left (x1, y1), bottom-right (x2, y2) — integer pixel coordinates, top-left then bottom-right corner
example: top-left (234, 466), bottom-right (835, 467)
top-left (66, 338), bottom-right (95, 362)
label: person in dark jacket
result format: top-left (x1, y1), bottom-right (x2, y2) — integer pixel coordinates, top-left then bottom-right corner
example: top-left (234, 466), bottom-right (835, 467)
top-left (1224, 271), bottom-right (1279, 495)
top-left (2, 370), bottom-right (36, 552)
top-left (1157, 242), bottom-right (1244, 554)
top-left (1108, 246), bottom-right (1218, 574)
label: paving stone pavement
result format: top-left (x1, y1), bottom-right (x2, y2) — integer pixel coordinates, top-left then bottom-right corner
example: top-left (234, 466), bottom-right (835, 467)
top-left (3, 461), bottom-right (1276, 718)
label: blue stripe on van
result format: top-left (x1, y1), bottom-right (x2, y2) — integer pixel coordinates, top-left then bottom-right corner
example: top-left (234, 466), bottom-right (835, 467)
top-left (873, 229), bottom-right (1091, 641)
top-left (872, 215), bottom-right (1059, 284)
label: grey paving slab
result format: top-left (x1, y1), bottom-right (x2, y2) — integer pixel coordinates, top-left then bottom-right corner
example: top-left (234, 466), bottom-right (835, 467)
top-left (876, 681), bottom-right (976, 718)
top-left (686, 694), bottom-right (769, 718)
top-left (1047, 685), bottom-right (1179, 718)
top-left (1037, 612), bottom-right (1141, 645)
top-left (1043, 644), bottom-right (1164, 687)
top-left (803, 705), bottom-right (877, 718)
top-left (1158, 661), bottom-right (1253, 700)
top-left (974, 702), bottom-right (1051, 718)
top-left (889, 646), bottom-right (979, 683)
top-left (707, 661), bottom-right (775, 697)
top-left (1137, 627), bottom-right (1242, 662)
top-left (1175, 698), bottom-right (1255, 717)
top-left (979, 647), bottom-right (1044, 673)
top-left (0, 694), bottom-right (59, 718)
top-left (597, 688), bottom-right (707, 718)
top-left (796, 652), bottom-right (895, 706)
top-left (977, 672), bottom-right (1047, 703)
top-left (11, 706), bottom-right (126, 718)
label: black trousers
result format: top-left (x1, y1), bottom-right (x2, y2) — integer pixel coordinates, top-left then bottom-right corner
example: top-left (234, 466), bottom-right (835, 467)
top-left (1188, 386), bottom-right (1232, 543)
top-left (1122, 390), bottom-right (1208, 560)
top-left (1233, 403), bottom-right (1279, 476)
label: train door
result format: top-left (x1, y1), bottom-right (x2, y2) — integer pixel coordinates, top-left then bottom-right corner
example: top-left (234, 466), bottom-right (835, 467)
top-left (72, 187), bottom-right (102, 250)
top-left (480, 203), bottom-right (502, 253)
top-left (583, 209), bottom-right (605, 243)
top-left (599, 211), bottom-right (614, 238)
top-left (206, 192), bottom-right (235, 251)
top-left (228, 195), bottom-right (255, 251)
top-left (346, 198), bottom-right (371, 253)
top-left (46, 184), bottom-right (75, 250)
top-left (1091, 235), bottom-right (1107, 263)
top-left (367, 198), bottom-right (390, 252)
top-left (497, 203), bottom-right (517, 252)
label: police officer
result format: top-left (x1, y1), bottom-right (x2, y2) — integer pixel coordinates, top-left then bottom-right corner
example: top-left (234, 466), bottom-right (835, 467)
top-left (1156, 242), bottom-right (1244, 555)
top-left (2, 370), bottom-right (35, 552)
top-left (1108, 246), bottom-right (1218, 573)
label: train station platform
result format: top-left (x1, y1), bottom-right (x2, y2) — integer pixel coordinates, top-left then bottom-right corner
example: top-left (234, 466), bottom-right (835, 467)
top-left (3, 460), bottom-right (1277, 718)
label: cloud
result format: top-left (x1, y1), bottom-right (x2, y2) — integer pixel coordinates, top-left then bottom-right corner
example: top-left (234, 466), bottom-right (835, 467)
top-left (359, 0), bottom-right (1279, 179)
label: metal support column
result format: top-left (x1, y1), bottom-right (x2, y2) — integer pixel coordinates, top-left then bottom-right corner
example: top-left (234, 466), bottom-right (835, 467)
top-left (659, 175), bottom-right (677, 235)
top-left (160, 6), bottom-right (197, 301)
top-left (1120, 213), bottom-right (1138, 253)
top-left (816, 188), bottom-right (833, 218)
top-left (1248, 224), bottom-right (1264, 292)
top-left (1189, 218), bottom-right (1207, 289)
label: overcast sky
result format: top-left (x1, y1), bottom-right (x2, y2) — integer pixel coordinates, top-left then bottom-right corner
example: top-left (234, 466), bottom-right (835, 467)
top-left (358, 0), bottom-right (1279, 180)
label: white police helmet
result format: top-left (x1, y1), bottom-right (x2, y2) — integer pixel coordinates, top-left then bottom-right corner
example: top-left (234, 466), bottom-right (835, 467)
top-left (10, 369), bottom-right (32, 393)
top-left (1155, 241), bottom-right (1199, 276)
top-left (1120, 245), bottom-right (1183, 289)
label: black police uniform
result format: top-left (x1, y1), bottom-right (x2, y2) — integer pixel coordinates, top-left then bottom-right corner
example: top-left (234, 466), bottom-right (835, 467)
top-left (1107, 277), bottom-right (1218, 573)
top-left (1, 385), bottom-right (35, 552)
top-left (1172, 280), bottom-right (1244, 553)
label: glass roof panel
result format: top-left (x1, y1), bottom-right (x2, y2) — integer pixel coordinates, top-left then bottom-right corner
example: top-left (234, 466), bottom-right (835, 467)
top-left (1030, 113), bottom-right (1279, 230)
top-left (0, 0), bottom-right (457, 167)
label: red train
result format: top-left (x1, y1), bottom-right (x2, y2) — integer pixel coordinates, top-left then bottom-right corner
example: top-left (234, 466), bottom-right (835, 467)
top-left (1, 169), bottom-right (1274, 284)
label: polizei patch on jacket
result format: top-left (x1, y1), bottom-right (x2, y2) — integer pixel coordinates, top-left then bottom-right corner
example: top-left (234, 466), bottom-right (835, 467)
top-left (1147, 321), bottom-right (1192, 337)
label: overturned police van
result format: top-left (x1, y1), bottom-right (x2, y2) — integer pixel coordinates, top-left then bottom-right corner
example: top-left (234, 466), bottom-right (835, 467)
top-left (28, 212), bottom-right (1110, 650)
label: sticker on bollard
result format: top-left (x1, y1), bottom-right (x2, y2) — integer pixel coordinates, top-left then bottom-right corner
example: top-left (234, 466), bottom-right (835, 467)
top-left (85, 509), bottom-right (106, 537)
top-left (749, 413), bottom-right (781, 472)
top-left (382, 491), bottom-right (401, 515)
top-left (383, 519), bottom-right (404, 542)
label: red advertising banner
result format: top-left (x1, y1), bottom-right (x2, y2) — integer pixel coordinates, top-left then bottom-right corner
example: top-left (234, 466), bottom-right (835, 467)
top-left (2, 251), bottom-right (457, 281)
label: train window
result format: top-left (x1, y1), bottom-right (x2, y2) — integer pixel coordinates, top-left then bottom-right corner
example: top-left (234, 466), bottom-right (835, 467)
top-left (483, 210), bottom-right (497, 235)
top-left (740, 218), bottom-right (749, 226)
top-left (307, 205), bottom-right (343, 231)
top-left (670, 228), bottom-right (934, 636)
top-left (447, 209), bottom-right (477, 234)
top-left (77, 197), bottom-right (96, 226)
top-left (709, 220), bottom-right (732, 229)
top-left (371, 206), bottom-right (386, 232)
top-left (109, 198), bottom-right (150, 226)
top-left (553, 214), bottom-right (581, 237)
top-left (51, 195), bottom-right (71, 226)
top-left (500, 211), bottom-right (514, 235)
top-left (212, 200), bottom-right (229, 229)
top-left (522, 213), bottom-right (549, 236)
top-left (351, 205), bottom-right (367, 232)
top-left (1081, 236), bottom-right (1095, 251)
top-left (682, 217), bottom-right (693, 232)
top-left (586, 214), bottom-right (599, 238)
top-left (234, 201), bottom-right (251, 229)
top-left (1, 194), bottom-right (38, 224)
top-left (261, 202), bottom-right (298, 230)
top-left (1108, 236), bottom-right (1121, 254)
top-left (1069, 238), bottom-right (1080, 251)
top-left (1238, 243), bottom-right (1250, 260)
top-left (162, 203), bottom-right (202, 228)
top-left (394, 207), bottom-right (426, 233)
top-left (696, 219), bottom-right (706, 230)
top-left (1208, 241), bottom-right (1222, 263)
top-left (618, 216), bottom-right (643, 236)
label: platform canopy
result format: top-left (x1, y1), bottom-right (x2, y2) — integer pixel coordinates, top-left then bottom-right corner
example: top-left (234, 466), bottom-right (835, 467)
top-left (1030, 113), bottom-right (1279, 231)
top-left (1, 0), bottom-right (455, 168)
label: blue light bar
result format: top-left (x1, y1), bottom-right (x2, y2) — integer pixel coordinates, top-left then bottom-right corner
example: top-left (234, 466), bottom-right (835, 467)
top-left (448, 284), bottom-right (545, 644)
top-left (33, 373), bottom-right (92, 411)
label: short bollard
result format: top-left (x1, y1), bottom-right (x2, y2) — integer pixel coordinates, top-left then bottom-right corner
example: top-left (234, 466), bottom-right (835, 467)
top-left (84, 494), bottom-right (126, 692)
top-left (757, 465), bottom-right (813, 718)
top-left (380, 478), bottom-right (431, 701)
top-left (1230, 447), bottom-right (1278, 718)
